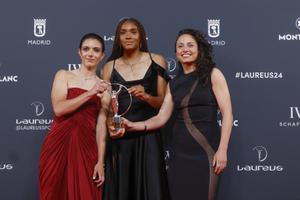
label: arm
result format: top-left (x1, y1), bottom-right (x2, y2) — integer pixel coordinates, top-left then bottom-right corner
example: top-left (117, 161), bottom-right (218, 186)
top-left (93, 91), bottom-right (111, 186)
top-left (211, 68), bottom-right (233, 174)
top-left (93, 62), bottom-right (114, 185)
top-left (51, 70), bottom-right (95, 117)
top-left (51, 70), bottom-right (109, 117)
top-left (126, 83), bottom-right (174, 131)
top-left (130, 54), bottom-right (168, 109)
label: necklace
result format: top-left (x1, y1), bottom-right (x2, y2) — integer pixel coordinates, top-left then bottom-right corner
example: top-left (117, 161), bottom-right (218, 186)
top-left (122, 54), bottom-right (143, 73)
top-left (78, 68), bottom-right (96, 81)
top-left (81, 75), bottom-right (96, 81)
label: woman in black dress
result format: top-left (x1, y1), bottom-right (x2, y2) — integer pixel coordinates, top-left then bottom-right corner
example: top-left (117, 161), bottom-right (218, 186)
top-left (122, 28), bottom-right (233, 200)
top-left (99, 18), bottom-right (170, 200)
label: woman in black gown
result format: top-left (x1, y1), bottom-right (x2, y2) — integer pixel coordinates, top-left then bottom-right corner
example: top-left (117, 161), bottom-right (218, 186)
top-left (99, 18), bottom-right (170, 200)
top-left (122, 28), bottom-right (233, 200)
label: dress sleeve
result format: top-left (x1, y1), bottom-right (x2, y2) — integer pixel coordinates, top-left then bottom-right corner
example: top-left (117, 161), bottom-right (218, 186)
top-left (152, 62), bottom-right (170, 82)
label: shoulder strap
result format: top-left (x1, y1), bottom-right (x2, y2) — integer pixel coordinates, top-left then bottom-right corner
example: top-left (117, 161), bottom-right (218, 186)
top-left (112, 59), bottom-right (116, 69)
top-left (148, 52), bottom-right (153, 61)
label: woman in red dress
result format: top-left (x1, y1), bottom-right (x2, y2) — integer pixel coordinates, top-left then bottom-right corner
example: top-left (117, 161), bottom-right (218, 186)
top-left (39, 33), bottom-right (110, 200)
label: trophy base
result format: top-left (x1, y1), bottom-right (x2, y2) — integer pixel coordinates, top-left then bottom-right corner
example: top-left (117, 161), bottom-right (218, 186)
top-left (112, 115), bottom-right (123, 130)
top-left (110, 115), bottom-right (125, 139)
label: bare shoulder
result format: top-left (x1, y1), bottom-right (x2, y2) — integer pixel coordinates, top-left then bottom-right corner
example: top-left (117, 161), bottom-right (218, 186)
top-left (211, 67), bottom-right (226, 84)
top-left (150, 53), bottom-right (167, 69)
top-left (102, 60), bottom-right (114, 72)
top-left (54, 69), bottom-right (70, 79)
top-left (101, 60), bottom-right (114, 80)
top-left (52, 69), bottom-right (70, 89)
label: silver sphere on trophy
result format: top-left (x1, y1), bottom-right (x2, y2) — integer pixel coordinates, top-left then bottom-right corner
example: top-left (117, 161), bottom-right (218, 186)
top-left (107, 83), bottom-right (132, 138)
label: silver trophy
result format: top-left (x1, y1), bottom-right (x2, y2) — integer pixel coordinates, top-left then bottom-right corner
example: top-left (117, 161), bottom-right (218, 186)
top-left (108, 83), bottom-right (132, 135)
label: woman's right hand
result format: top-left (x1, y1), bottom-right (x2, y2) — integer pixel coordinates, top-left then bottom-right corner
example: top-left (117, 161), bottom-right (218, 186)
top-left (89, 79), bottom-right (110, 97)
top-left (93, 162), bottom-right (105, 187)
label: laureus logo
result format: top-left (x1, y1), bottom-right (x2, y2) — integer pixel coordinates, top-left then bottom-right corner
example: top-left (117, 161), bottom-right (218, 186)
top-left (34, 19), bottom-right (46, 37)
top-left (31, 101), bottom-right (45, 116)
top-left (166, 57), bottom-right (177, 72)
top-left (252, 146), bottom-right (268, 162)
top-left (15, 101), bottom-right (52, 131)
top-left (237, 145), bottom-right (283, 172)
top-left (166, 57), bottom-right (178, 79)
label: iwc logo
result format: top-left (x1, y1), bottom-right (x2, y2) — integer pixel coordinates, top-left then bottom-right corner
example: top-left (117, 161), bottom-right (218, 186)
top-left (207, 19), bottom-right (226, 46)
top-left (279, 106), bottom-right (300, 127)
top-left (28, 18), bottom-right (51, 46)
top-left (290, 107), bottom-right (300, 119)
top-left (68, 64), bottom-right (81, 71)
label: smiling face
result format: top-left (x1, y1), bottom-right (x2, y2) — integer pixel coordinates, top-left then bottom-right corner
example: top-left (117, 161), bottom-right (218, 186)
top-left (175, 34), bottom-right (199, 67)
top-left (119, 21), bottom-right (141, 51)
top-left (78, 38), bottom-right (104, 68)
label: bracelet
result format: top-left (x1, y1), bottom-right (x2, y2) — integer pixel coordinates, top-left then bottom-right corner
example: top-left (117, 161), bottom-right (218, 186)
top-left (143, 121), bottom-right (147, 132)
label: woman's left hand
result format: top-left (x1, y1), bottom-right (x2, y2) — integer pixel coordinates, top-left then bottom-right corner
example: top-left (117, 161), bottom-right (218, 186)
top-left (128, 85), bottom-right (150, 101)
top-left (93, 162), bottom-right (105, 187)
top-left (212, 149), bottom-right (227, 175)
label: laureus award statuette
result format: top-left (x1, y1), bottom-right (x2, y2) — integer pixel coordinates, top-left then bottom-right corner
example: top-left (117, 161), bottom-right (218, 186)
top-left (108, 83), bottom-right (132, 138)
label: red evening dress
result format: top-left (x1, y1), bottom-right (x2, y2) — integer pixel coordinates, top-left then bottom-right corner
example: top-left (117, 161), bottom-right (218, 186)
top-left (39, 88), bottom-right (102, 200)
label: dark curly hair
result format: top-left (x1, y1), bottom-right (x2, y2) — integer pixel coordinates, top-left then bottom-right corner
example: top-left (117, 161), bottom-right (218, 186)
top-left (175, 28), bottom-right (215, 85)
top-left (107, 18), bottom-right (149, 61)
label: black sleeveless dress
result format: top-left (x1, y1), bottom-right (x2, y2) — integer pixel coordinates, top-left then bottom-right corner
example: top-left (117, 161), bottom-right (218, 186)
top-left (103, 58), bottom-right (170, 200)
top-left (168, 71), bottom-right (221, 200)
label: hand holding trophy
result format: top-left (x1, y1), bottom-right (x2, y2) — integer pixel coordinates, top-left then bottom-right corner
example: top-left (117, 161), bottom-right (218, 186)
top-left (107, 83), bottom-right (132, 139)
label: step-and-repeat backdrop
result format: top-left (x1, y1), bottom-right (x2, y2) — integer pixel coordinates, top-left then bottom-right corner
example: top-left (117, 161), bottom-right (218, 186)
top-left (1, 0), bottom-right (299, 199)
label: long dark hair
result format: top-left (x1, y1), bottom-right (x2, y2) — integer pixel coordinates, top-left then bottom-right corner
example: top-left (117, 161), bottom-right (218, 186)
top-left (107, 18), bottom-right (149, 61)
top-left (175, 28), bottom-right (215, 84)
